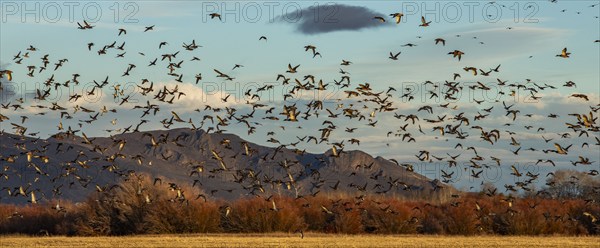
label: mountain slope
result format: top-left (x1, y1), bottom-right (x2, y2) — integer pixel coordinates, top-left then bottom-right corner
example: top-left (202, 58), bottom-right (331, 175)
top-left (0, 128), bottom-right (456, 204)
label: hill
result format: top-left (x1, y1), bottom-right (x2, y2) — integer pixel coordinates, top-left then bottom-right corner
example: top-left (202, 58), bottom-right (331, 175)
top-left (0, 128), bottom-right (455, 204)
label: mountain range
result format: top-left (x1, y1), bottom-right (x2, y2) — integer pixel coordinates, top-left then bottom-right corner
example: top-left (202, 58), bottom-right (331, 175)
top-left (0, 128), bottom-right (455, 204)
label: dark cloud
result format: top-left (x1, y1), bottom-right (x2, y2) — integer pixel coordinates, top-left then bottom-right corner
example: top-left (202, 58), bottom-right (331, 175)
top-left (278, 4), bottom-right (392, 35)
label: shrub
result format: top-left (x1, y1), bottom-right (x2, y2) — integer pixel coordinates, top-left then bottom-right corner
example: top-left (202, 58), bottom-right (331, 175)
top-left (0, 177), bottom-right (598, 236)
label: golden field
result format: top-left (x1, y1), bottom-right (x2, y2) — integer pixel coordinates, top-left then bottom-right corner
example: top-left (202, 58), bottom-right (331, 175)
top-left (1, 234), bottom-right (599, 248)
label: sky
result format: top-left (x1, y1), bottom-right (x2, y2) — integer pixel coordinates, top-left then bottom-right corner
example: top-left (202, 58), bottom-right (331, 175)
top-left (0, 1), bottom-right (599, 191)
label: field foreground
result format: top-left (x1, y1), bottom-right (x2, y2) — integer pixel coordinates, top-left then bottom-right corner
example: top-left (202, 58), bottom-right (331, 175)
top-left (1, 234), bottom-right (599, 248)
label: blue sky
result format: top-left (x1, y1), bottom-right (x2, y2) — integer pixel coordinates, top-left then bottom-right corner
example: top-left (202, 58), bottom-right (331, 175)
top-left (1, 1), bottom-right (599, 191)
top-left (1, 1), bottom-right (598, 88)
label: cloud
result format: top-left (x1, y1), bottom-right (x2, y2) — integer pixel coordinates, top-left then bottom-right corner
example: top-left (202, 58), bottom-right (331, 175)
top-left (277, 4), bottom-right (392, 35)
top-left (62, 81), bottom-right (248, 114)
top-left (153, 81), bottom-right (244, 112)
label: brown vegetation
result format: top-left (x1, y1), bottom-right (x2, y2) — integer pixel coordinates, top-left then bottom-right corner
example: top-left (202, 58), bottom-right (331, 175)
top-left (0, 173), bottom-right (598, 236)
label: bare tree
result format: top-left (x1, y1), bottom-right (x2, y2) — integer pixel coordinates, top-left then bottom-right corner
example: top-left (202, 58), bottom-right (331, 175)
top-left (544, 170), bottom-right (600, 202)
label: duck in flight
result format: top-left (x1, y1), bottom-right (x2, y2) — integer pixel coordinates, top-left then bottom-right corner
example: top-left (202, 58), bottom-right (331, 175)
top-left (419, 16), bottom-right (431, 27)
top-left (448, 50), bottom-right (465, 61)
top-left (286, 64), bottom-right (300, 73)
top-left (390, 13), bottom-right (403, 24)
top-left (373, 16), bottom-right (386, 23)
top-left (209, 13), bottom-right (222, 20)
top-left (0, 70), bottom-right (12, 81)
top-left (389, 52), bottom-right (401, 60)
top-left (77, 20), bottom-right (94, 30)
top-left (556, 47), bottom-right (570, 58)
top-left (435, 38), bottom-right (446, 46)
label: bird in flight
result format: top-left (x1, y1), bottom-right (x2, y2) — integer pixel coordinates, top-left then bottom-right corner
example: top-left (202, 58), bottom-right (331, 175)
top-left (209, 13), bottom-right (222, 20)
top-left (390, 13), bottom-right (404, 24)
top-left (448, 50), bottom-right (465, 61)
top-left (286, 64), bottom-right (300, 73)
top-left (435, 38), bottom-right (446, 46)
top-left (77, 20), bottom-right (94, 29)
top-left (0, 70), bottom-right (12, 81)
top-left (419, 16), bottom-right (431, 27)
top-left (389, 51), bottom-right (401, 60)
top-left (373, 16), bottom-right (386, 23)
top-left (556, 47), bottom-right (570, 58)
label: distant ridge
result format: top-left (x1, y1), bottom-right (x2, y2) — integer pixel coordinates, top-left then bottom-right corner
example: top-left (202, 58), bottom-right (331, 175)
top-left (0, 128), bottom-right (456, 204)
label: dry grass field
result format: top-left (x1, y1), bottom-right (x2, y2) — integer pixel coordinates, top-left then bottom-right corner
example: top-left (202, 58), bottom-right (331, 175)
top-left (1, 234), bottom-right (599, 248)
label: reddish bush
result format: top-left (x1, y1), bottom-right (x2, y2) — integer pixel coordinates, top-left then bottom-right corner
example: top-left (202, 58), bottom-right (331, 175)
top-left (222, 196), bottom-right (303, 233)
top-left (1, 175), bottom-right (598, 236)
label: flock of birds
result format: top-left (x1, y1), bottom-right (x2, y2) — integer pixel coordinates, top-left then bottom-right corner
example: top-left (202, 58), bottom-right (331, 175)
top-left (0, 2), bottom-right (599, 229)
